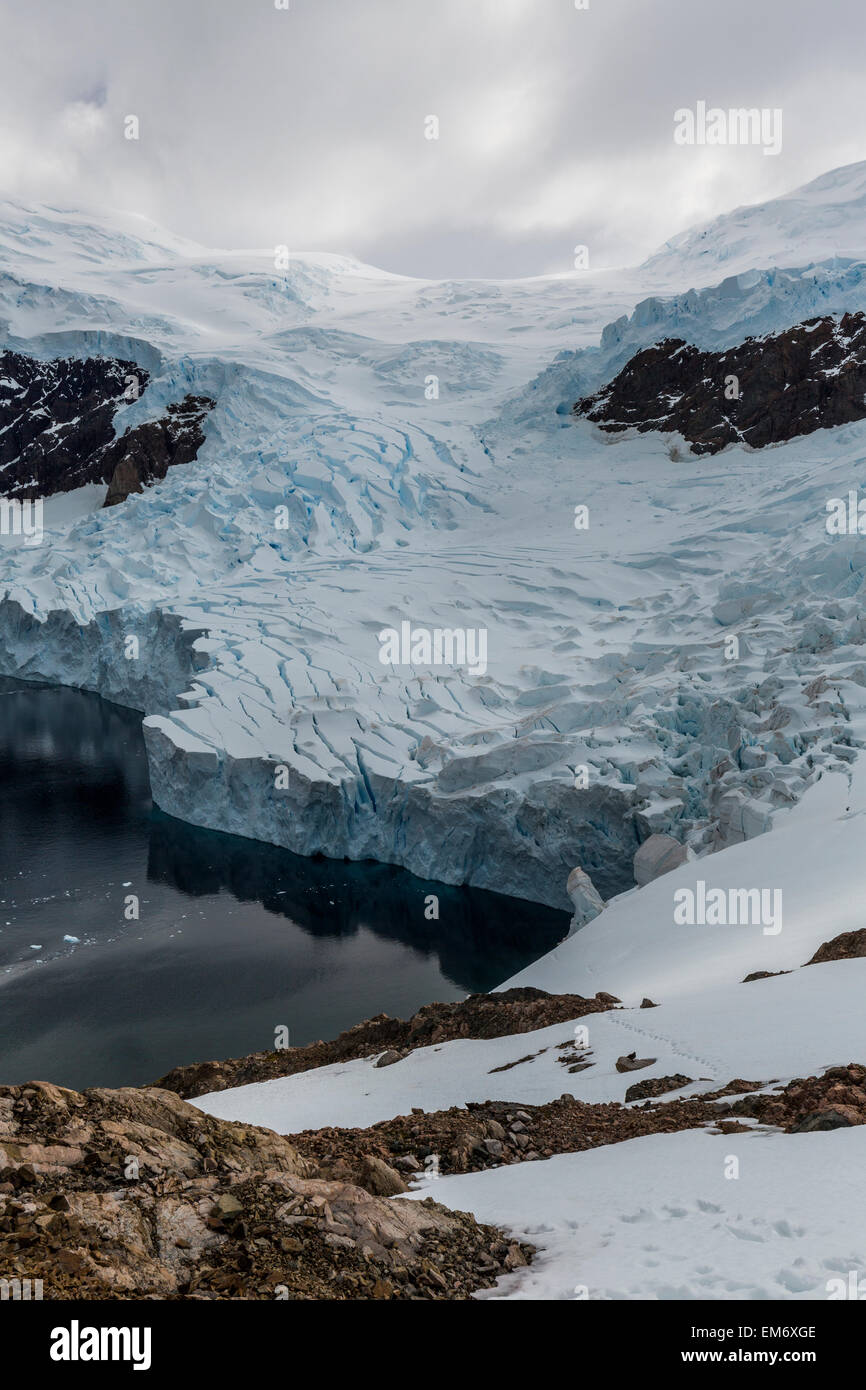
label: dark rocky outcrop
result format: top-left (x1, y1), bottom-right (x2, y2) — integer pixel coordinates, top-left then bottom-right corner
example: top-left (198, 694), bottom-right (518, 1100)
top-left (805, 929), bottom-right (866, 965)
top-left (574, 312), bottom-right (866, 454)
top-left (102, 394), bottom-right (215, 507)
top-left (0, 348), bottom-right (214, 505)
top-left (624, 1073), bottom-right (694, 1103)
top-left (0, 351), bottom-right (148, 499)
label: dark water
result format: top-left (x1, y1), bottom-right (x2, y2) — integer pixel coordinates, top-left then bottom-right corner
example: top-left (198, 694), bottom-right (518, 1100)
top-left (0, 679), bottom-right (567, 1090)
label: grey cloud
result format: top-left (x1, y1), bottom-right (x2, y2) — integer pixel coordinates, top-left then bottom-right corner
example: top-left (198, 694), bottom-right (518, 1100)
top-left (0, 0), bottom-right (862, 275)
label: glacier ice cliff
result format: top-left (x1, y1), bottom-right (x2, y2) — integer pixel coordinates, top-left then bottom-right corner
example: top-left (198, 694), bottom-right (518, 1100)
top-left (4, 170), bottom-right (866, 908)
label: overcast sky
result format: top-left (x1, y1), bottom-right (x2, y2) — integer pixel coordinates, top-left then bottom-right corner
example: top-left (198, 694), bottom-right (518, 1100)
top-left (1, 0), bottom-right (864, 277)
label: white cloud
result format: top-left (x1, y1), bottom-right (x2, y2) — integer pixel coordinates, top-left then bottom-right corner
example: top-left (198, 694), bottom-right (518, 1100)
top-left (0, 0), bottom-right (863, 275)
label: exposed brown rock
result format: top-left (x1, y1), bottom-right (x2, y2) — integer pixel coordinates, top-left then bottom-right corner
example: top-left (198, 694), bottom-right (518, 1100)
top-left (805, 930), bottom-right (866, 965)
top-left (615, 1052), bottom-right (657, 1074)
top-left (624, 1074), bottom-right (693, 1103)
top-left (0, 1081), bottom-right (531, 1300)
top-left (294, 1064), bottom-right (866, 1186)
top-left (292, 1091), bottom-right (750, 1181)
top-left (731, 1064), bottom-right (866, 1133)
top-left (489, 1050), bottom-right (549, 1073)
top-left (553, 1037), bottom-right (595, 1075)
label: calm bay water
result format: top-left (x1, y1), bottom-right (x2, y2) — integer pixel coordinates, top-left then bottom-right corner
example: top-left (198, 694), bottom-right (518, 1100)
top-left (0, 678), bottom-right (567, 1089)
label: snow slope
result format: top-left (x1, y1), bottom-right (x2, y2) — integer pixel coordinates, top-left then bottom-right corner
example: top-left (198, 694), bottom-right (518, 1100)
top-left (195, 958), bottom-right (866, 1133)
top-left (196, 768), bottom-right (866, 1133)
top-left (403, 1126), bottom-right (866, 1301)
top-left (195, 768), bottom-right (866, 1302)
top-left (644, 161), bottom-right (866, 285)
top-left (504, 769), bottom-right (866, 1001)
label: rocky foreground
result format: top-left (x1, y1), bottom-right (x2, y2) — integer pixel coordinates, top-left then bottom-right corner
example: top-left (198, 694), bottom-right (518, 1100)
top-left (4, 968), bottom-right (866, 1298)
top-left (0, 1081), bottom-right (532, 1300)
top-left (5, 1064), bottom-right (865, 1300)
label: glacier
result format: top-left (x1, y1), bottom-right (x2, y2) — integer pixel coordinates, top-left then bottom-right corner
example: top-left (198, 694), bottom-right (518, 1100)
top-left (4, 168), bottom-right (866, 907)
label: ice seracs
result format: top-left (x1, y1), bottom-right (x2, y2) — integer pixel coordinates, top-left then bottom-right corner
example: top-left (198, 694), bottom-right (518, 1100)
top-left (633, 832), bottom-right (693, 887)
top-left (4, 165), bottom-right (866, 903)
top-left (565, 866), bottom-right (605, 933)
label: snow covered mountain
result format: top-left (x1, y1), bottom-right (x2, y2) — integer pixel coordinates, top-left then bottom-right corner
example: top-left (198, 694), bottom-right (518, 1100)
top-left (644, 160), bottom-right (866, 284)
top-left (5, 162), bottom-right (866, 1303)
top-left (3, 165), bottom-right (866, 912)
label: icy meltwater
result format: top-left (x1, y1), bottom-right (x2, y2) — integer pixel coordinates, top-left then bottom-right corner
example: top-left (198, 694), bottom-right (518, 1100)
top-left (0, 679), bottom-right (567, 1090)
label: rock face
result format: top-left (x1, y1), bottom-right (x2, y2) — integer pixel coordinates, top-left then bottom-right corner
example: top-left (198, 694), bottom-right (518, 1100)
top-left (0, 351), bottom-right (148, 499)
top-left (574, 312), bottom-right (866, 454)
top-left (0, 348), bottom-right (213, 506)
top-left (633, 833), bottom-right (693, 887)
top-left (103, 395), bottom-right (215, 506)
top-left (0, 1081), bottom-right (531, 1300)
top-left (806, 929), bottom-right (866, 965)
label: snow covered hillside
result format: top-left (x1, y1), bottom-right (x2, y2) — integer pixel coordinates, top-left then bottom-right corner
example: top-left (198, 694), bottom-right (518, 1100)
top-left (196, 774), bottom-right (866, 1134)
top-left (194, 764), bottom-right (866, 1300)
top-left (3, 164), bottom-right (866, 908)
top-left (405, 1127), bottom-right (866, 1301)
top-left (644, 161), bottom-right (866, 284)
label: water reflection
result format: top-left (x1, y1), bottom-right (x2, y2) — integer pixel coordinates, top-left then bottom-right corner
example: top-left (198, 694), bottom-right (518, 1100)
top-left (0, 678), bottom-right (567, 1087)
